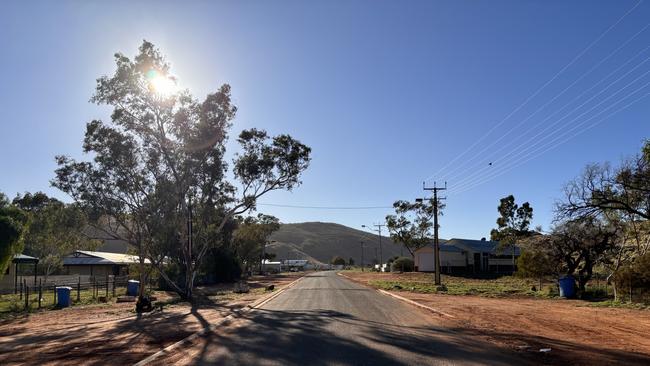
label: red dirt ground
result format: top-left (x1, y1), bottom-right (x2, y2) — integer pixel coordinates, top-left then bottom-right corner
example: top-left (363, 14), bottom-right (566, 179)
top-left (343, 271), bottom-right (650, 366)
top-left (0, 273), bottom-right (301, 365)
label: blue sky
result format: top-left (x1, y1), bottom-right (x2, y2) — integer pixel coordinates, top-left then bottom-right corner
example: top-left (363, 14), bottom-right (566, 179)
top-left (1, 0), bottom-right (649, 239)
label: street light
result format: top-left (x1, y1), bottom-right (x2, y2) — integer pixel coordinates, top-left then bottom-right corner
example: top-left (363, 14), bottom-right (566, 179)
top-left (362, 224), bottom-right (385, 270)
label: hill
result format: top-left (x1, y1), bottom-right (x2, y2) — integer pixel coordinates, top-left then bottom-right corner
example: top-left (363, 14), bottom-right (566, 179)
top-left (267, 222), bottom-right (405, 265)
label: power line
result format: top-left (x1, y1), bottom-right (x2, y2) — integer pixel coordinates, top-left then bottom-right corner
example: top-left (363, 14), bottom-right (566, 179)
top-left (446, 48), bottom-right (650, 187)
top-left (257, 203), bottom-right (393, 210)
top-left (424, 0), bottom-right (642, 183)
top-left (449, 89), bottom-right (650, 195)
top-left (449, 58), bottom-right (650, 192)
top-left (438, 24), bottom-right (650, 185)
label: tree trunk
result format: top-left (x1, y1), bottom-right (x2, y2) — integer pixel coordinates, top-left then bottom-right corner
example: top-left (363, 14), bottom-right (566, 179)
top-left (138, 257), bottom-right (146, 300)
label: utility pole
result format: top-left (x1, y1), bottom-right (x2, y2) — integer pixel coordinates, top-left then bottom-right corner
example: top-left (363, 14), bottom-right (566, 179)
top-left (376, 223), bottom-right (384, 269)
top-left (417, 181), bottom-right (446, 285)
top-left (363, 223), bottom-right (385, 270)
top-left (360, 240), bottom-right (364, 272)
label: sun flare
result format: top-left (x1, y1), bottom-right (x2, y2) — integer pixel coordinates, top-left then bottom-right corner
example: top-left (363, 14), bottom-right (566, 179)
top-left (146, 69), bottom-right (177, 97)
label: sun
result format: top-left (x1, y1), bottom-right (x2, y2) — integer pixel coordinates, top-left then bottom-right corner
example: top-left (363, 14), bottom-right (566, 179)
top-left (146, 69), bottom-right (177, 97)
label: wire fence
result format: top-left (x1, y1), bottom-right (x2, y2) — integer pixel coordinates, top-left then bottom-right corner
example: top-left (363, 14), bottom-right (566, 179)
top-left (0, 275), bottom-right (145, 313)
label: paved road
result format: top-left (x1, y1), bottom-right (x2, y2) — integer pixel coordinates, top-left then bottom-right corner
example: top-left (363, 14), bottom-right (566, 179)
top-left (166, 271), bottom-right (526, 365)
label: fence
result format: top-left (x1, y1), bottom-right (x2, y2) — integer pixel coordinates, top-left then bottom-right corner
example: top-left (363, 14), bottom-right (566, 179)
top-left (0, 275), bottom-right (138, 312)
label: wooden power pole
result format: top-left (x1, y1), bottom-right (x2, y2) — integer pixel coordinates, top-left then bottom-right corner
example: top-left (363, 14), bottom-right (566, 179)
top-left (420, 181), bottom-right (446, 285)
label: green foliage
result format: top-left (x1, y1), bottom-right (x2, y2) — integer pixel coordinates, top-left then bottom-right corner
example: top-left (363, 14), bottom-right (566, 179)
top-left (530, 216), bottom-right (620, 295)
top-left (390, 257), bottom-right (414, 272)
top-left (232, 213), bottom-right (280, 272)
top-left (331, 256), bottom-right (346, 265)
top-left (490, 195), bottom-right (534, 245)
top-left (51, 41), bottom-right (311, 300)
top-left (348, 257), bottom-right (355, 265)
top-left (0, 193), bottom-right (28, 279)
top-left (516, 249), bottom-right (556, 279)
top-left (13, 192), bottom-right (100, 278)
top-left (204, 246), bottom-right (242, 283)
top-left (386, 198), bottom-right (439, 257)
top-left (614, 252), bottom-right (650, 301)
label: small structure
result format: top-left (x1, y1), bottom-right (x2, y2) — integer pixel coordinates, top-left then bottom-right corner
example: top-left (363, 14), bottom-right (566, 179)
top-left (282, 259), bottom-right (309, 271)
top-left (63, 250), bottom-right (148, 277)
top-left (261, 260), bottom-right (282, 273)
top-left (0, 254), bottom-right (39, 294)
top-left (414, 238), bottom-right (521, 274)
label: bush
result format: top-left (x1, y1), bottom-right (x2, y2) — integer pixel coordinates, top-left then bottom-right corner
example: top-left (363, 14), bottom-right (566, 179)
top-left (390, 257), bottom-right (414, 272)
top-left (614, 252), bottom-right (650, 303)
top-left (516, 249), bottom-right (555, 279)
top-left (331, 256), bottom-right (346, 265)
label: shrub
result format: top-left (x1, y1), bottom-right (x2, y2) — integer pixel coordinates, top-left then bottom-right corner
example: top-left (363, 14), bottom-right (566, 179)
top-left (390, 257), bottom-right (414, 272)
top-left (614, 252), bottom-right (650, 303)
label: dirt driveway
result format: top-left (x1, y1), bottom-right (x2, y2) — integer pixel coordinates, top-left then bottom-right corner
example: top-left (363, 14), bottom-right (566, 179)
top-left (343, 271), bottom-right (650, 365)
top-left (0, 273), bottom-right (302, 365)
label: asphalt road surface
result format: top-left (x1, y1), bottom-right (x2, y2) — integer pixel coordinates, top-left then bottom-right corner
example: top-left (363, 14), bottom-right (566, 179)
top-left (165, 271), bottom-right (526, 365)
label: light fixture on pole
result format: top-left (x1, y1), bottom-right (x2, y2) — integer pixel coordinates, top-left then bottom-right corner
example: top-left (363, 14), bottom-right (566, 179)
top-left (362, 223), bottom-right (385, 270)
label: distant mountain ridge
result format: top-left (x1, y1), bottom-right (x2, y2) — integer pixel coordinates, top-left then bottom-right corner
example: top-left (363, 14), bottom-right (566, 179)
top-left (268, 222), bottom-right (405, 264)
top-left (93, 221), bottom-right (406, 265)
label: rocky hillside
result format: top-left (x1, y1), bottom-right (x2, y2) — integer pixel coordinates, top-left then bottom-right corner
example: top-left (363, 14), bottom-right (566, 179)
top-left (267, 222), bottom-right (405, 265)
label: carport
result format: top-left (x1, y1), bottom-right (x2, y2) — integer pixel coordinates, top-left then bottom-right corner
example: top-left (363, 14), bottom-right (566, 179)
top-left (13, 254), bottom-right (39, 294)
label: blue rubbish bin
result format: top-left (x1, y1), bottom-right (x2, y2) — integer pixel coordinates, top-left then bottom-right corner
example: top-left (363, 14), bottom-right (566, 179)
top-left (56, 286), bottom-right (72, 307)
top-left (558, 276), bottom-right (575, 298)
top-left (127, 280), bottom-right (140, 296)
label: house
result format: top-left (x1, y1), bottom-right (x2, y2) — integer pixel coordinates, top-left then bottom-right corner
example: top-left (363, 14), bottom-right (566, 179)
top-left (63, 250), bottom-right (149, 277)
top-left (414, 238), bottom-right (521, 274)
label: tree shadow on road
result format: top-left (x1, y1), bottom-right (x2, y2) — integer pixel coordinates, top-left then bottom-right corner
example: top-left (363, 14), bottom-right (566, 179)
top-left (186, 308), bottom-right (526, 366)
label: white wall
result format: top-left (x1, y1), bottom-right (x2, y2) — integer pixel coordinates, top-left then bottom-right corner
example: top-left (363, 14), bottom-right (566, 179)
top-left (415, 248), bottom-right (467, 272)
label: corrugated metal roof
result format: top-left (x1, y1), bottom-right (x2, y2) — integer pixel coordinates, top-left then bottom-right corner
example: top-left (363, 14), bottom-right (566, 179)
top-left (414, 238), bottom-right (521, 255)
top-left (447, 238), bottom-right (521, 255)
top-left (63, 250), bottom-right (149, 266)
top-left (13, 254), bottom-right (39, 263)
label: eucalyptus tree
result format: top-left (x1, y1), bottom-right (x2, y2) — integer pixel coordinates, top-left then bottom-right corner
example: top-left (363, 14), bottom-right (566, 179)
top-left (13, 192), bottom-right (99, 283)
top-left (52, 41), bottom-right (311, 301)
top-left (490, 195), bottom-right (535, 271)
top-left (0, 193), bottom-right (27, 279)
top-left (385, 199), bottom-right (436, 258)
top-left (231, 214), bottom-right (280, 274)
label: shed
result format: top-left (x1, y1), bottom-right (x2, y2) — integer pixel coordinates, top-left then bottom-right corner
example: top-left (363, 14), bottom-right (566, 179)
top-left (0, 254), bottom-right (39, 294)
top-left (63, 250), bottom-right (148, 277)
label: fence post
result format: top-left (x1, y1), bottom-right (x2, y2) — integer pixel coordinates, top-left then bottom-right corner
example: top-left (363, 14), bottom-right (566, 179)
top-left (630, 281), bottom-right (633, 303)
top-left (38, 279), bottom-right (42, 309)
top-left (53, 284), bottom-right (57, 306)
top-left (25, 282), bottom-right (29, 311)
top-left (77, 277), bottom-right (81, 303)
top-left (105, 274), bottom-right (109, 298)
top-left (19, 280), bottom-right (23, 300)
top-left (112, 276), bottom-right (116, 297)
